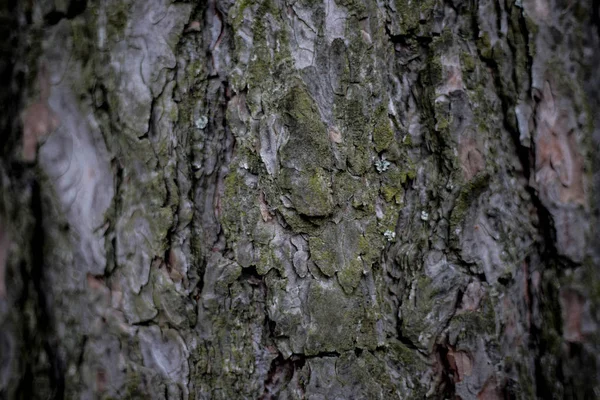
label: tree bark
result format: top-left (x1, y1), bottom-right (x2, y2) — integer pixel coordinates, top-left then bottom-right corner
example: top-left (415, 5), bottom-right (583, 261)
top-left (1, 0), bottom-right (599, 398)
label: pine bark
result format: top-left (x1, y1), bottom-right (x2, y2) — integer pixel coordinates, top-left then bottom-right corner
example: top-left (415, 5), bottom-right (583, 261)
top-left (1, 0), bottom-right (599, 398)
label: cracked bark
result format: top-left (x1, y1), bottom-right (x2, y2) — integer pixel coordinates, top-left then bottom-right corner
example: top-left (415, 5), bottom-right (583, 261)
top-left (1, 0), bottom-right (599, 399)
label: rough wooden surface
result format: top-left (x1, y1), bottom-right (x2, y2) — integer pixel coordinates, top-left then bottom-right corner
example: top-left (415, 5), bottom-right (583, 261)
top-left (0, 0), bottom-right (599, 398)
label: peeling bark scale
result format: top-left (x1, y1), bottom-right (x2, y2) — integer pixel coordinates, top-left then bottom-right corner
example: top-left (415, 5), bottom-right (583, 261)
top-left (0, 0), bottom-right (599, 399)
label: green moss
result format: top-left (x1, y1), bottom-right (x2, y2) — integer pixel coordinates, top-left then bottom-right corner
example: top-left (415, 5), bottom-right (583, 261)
top-left (105, 0), bottom-right (131, 42)
top-left (70, 18), bottom-right (95, 60)
top-left (152, 270), bottom-right (196, 327)
top-left (272, 27), bottom-right (293, 73)
top-left (256, 246), bottom-right (277, 275)
top-left (450, 295), bottom-right (496, 341)
top-left (460, 51), bottom-right (476, 72)
top-left (247, 49), bottom-right (271, 88)
top-left (278, 207), bottom-right (321, 233)
top-left (308, 219), bottom-right (378, 293)
top-left (340, 98), bottom-right (371, 174)
top-left (305, 282), bottom-right (377, 354)
top-left (336, 0), bottom-right (368, 17)
top-left (433, 100), bottom-right (451, 132)
top-left (373, 104), bottom-right (394, 152)
top-left (428, 55), bottom-right (444, 87)
top-left (279, 85), bottom-right (331, 170)
top-left (332, 170), bottom-right (377, 214)
top-left (153, 207), bottom-right (174, 248)
top-left (220, 168), bottom-right (261, 239)
top-left (223, 169), bottom-right (241, 209)
top-left (389, 341), bottom-right (426, 370)
top-left (280, 167), bottom-right (334, 217)
top-left (507, 6), bottom-right (530, 91)
top-left (358, 218), bottom-right (388, 263)
top-left (334, 351), bottom-right (397, 397)
top-left (337, 255), bottom-right (364, 294)
top-left (243, 0), bottom-right (294, 89)
top-left (381, 184), bottom-right (403, 203)
top-left (123, 369), bottom-right (145, 398)
top-left (477, 32), bottom-right (493, 60)
top-left (460, 51), bottom-right (479, 89)
top-left (524, 16), bottom-right (539, 60)
top-left (186, 59), bottom-right (207, 81)
top-left (450, 172), bottom-right (490, 228)
top-left (472, 85), bottom-right (495, 133)
top-left (433, 28), bottom-right (454, 52)
top-left (515, 360), bottom-right (536, 399)
top-left (358, 233), bottom-right (375, 259)
top-left (378, 205), bottom-right (401, 237)
top-left (309, 235), bottom-right (337, 277)
top-left (393, 0), bottom-right (435, 34)
top-left (399, 275), bottom-right (444, 344)
top-left (308, 170), bottom-right (329, 196)
top-left (229, 0), bottom-right (253, 27)
top-left (346, 25), bottom-right (373, 84)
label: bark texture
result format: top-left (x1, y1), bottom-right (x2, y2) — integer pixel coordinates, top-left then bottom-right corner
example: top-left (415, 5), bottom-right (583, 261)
top-left (1, 0), bottom-right (599, 398)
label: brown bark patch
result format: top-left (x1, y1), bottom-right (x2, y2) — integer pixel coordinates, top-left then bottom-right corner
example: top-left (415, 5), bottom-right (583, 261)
top-left (439, 55), bottom-right (464, 95)
top-left (560, 288), bottom-right (586, 343)
top-left (535, 81), bottom-right (585, 206)
top-left (446, 348), bottom-right (473, 382)
top-left (459, 134), bottom-right (485, 181)
top-left (167, 249), bottom-right (184, 283)
top-left (501, 297), bottom-right (522, 346)
top-left (86, 273), bottom-right (106, 291)
top-left (259, 191), bottom-right (274, 222)
top-left (22, 102), bottom-right (59, 161)
top-left (459, 280), bottom-right (485, 312)
top-left (526, 0), bottom-right (550, 21)
top-left (96, 369), bottom-right (107, 392)
top-left (0, 220), bottom-right (8, 299)
top-left (477, 377), bottom-right (503, 400)
top-left (21, 66), bottom-right (59, 161)
top-left (521, 262), bottom-right (532, 329)
top-left (185, 20), bottom-right (201, 32)
top-left (328, 125), bottom-right (342, 143)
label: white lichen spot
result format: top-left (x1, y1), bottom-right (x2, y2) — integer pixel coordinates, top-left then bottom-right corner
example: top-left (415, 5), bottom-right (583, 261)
top-left (375, 157), bottom-right (391, 173)
top-left (325, 0), bottom-right (347, 43)
top-left (98, 26), bottom-right (106, 50)
top-left (195, 116), bottom-right (208, 129)
top-left (384, 230), bottom-right (396, 242)
top-left (436, 55), bottom-right (464, 95)
top-left (421, 211), bottom-right (429, 221)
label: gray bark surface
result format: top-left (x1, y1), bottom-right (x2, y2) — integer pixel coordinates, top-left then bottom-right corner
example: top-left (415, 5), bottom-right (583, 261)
top-left (1, 0), bottom-right (599, 398)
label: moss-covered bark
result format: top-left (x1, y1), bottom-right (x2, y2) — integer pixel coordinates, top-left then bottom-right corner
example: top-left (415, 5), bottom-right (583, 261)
top-left (1, 0), bottom-right (599, 398)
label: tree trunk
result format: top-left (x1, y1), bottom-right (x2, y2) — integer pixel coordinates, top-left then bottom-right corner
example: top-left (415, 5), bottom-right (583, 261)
top-left (1, 0), bottom-right (599, 398)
